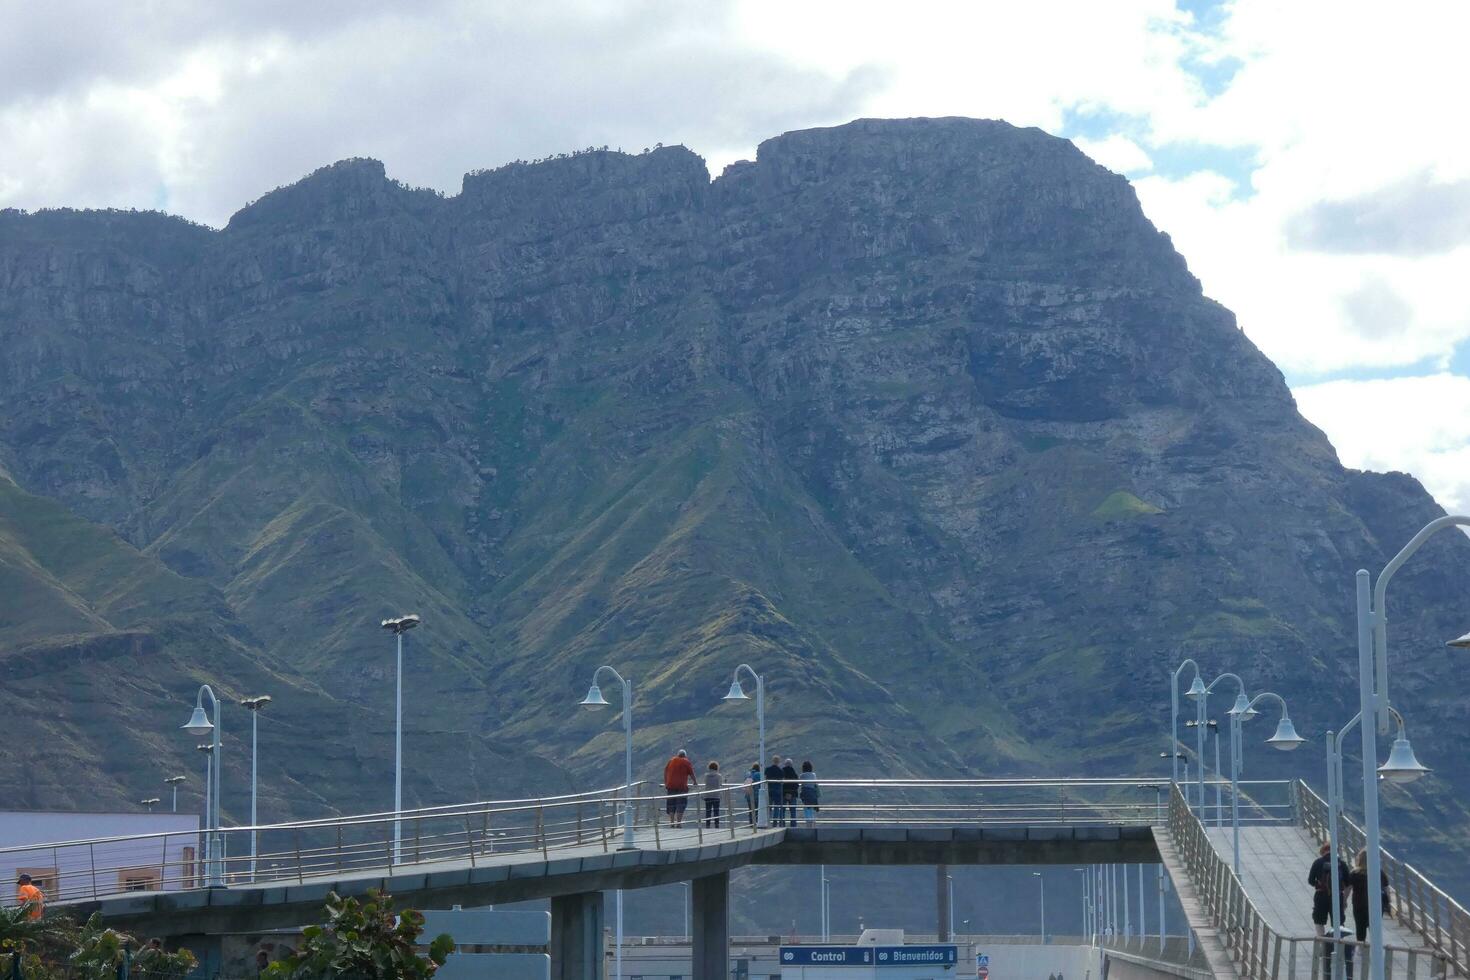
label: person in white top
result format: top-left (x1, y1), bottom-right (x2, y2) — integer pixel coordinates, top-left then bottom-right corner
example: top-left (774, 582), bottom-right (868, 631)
top-left (703, 761), bottom-right (725, 828)
top-left (799, 760), bottom-right (821, 828)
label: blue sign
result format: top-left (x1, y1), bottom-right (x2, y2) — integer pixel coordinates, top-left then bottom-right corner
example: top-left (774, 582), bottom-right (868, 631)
top-left (780, 946), bottom-right (959, 968)
top-left (781, 947), bottom-right (874, 966)
top-left (875, 946), bottom-right (959, 967)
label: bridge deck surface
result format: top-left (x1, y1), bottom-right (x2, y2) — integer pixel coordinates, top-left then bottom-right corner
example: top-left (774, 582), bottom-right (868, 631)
top-left (1204, 825), bottom-right (1426, 977)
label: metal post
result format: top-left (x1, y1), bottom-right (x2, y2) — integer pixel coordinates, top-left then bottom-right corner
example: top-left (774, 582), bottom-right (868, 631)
top-left (1139, 862), bottom-right (1146, 943)
top-left (1231, 711), bottom-right (1242, 875)
top-left (1197, 692), bottom-right (1207, 812)
top-left (1329, 728), bottom-right (1346, 980)
top-left (615, 889), bottom-right (624, 980)
top-left (1123, 863), bottom-right (1131, 940)
top-left (1159, 862), bottom-right (1166, 954)
top-left (1214, 727), bottom-right (1224, 827)
top-left (1358, 568), bottom-right (1386, 980)
top-left (621, 677), bottom-right (634, 850)
top-left (821, 866), bottom-right (830, 940)
top-left (395, 630), bottom-right (404, 864)
top-left (755, 673), bottom-right (767, 830)
top-left (251, 708), bottom-right (259, 880)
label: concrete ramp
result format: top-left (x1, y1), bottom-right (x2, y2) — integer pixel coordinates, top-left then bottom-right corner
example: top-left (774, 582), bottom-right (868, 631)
top-left (1151, 826), bottom-right (1239, 979)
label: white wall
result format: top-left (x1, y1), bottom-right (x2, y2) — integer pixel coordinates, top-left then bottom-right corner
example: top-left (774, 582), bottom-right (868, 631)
top-left (0, 810), bottom-right (201, 900)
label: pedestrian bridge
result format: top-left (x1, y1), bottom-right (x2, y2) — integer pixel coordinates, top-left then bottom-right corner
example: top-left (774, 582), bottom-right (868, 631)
top-left (6, 779), bottom-right (1466, 980)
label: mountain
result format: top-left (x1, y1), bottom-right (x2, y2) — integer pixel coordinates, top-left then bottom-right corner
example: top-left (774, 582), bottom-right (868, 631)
top-left (3, 118), bottom-right (1469, 922)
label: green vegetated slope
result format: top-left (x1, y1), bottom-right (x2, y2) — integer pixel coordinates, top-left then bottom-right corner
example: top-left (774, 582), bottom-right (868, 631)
top-left (1, 119), bottom-right (1469, 919)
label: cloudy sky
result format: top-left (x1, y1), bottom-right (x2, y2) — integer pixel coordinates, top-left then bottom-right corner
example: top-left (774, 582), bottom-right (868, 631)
top-left (3, 0), bottom-right (1468, 512)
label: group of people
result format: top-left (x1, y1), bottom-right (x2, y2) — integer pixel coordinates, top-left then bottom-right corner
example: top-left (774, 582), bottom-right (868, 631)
top-left (1308, 843), bottom-right (1393, 978)
top-left (661, 751), bottom-right (821, 829)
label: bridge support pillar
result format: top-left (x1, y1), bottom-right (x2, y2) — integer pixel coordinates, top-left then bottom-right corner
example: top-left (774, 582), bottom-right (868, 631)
top-left (691, 871), bottom-right (730, 980)
top-left (550, 891), bottom-right (604, 980)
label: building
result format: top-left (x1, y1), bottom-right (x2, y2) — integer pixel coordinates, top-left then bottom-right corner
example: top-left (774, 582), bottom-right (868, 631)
top-left (0, 810), bottom-right (201, 901)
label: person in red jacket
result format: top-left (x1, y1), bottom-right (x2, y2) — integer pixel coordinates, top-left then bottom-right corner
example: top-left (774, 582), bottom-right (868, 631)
top-left (663, 750), bottom-right (696, 827)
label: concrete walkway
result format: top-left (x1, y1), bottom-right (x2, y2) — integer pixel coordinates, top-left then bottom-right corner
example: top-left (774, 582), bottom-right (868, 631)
top-left (1205, 825), bottom-right (1428, 977)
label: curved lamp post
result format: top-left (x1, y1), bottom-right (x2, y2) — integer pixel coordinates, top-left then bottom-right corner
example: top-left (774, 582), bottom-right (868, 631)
top-left (380, 614), bottom-right (420, 864)
top-left (1324, 706), bottom-right (1429, 980)
top-left (1201, 672), bottom-right (1250, 817)
top-left (1228, 691), bottom-right (1305, 873)
top-left (1354, 513), bottom-right (1470, 980)
top-left (1170, 659), bottom-right (1205, 806)
top-left (581, 665), bottom-right (636, 850)
top-left (722, 664), bottom-right (767, 828)
top-left (181, 685), bottom-right (223, 885)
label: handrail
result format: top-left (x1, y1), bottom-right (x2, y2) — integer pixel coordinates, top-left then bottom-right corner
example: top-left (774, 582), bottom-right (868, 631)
top-left (1166, 782), bottom-right (1456, 980)
top-left (1294, 779), bottom-right (1470, 975)
top-left (5, 778), bottom-right (1285, 911)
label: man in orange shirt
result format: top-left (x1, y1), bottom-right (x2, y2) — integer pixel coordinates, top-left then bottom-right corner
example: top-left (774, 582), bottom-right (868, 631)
top-left (662, 750), bottom-right (695, 828)
top-left (16, 874), bottom-right (44, 919)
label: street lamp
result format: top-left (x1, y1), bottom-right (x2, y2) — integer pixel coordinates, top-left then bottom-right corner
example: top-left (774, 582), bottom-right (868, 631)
top-left (1353, 513), bottom-right (1470, 980)
top-left (1200, 672), bottom-right (1248, 814)
top-left (1186, 719), bottom-right (1223, 825)
top-left (1076, 869), bottom-right (1087, 946)
top-left (580, 665), bottom-right (636, 850)
top-left (722, 665), bottom-right (767, 828)
top-left (164, 775), bottom-right (186, 813)
top-left (1324, 706), bottom-right (1428, 980)
top-left (140, 798), bottom-right (160, 812)
top-left (240, 695), bottom-right (272, 879)
top-left (1032, 872), bottom-right (1047, 944)
top-left (380, 614), bottom-right (420, 863)
top-left (181, 685), bottom-right (222, 886)
top-left (1170, 659), bottom-right (1204, 806)
top-left (1227, 691), bottom-right (1304, 873)
top-left (946, 874), bottom-right (955, 940)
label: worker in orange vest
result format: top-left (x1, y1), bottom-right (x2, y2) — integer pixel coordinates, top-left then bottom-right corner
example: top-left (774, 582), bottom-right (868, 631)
top-left (16, 873), bottom-right (44, 919)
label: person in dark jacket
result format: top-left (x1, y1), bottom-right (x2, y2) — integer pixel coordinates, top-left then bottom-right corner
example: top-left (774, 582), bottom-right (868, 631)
top-left (1309, 843), bottom-right (1350, 930)
top-left (764, 755), bottom-right (786, 826)
top-left (1309, 843), bottom-right (1351, 979)
top-left (781, 758), bottom-right (801, 826)
top-left (744, 763), bottom-right (761, 826)
top-left (1346, 849), bottom-right (1392, 943)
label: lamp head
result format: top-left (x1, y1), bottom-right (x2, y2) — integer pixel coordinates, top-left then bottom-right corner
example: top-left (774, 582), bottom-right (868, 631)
top-left (1184, 677), bottom-right (1207, 700)
top-left (581, 683), bottom-right (609, 707)
top-left (164, 775), bottom-right (186, 785)
top-left (195, 743), bottom-right (213, 753)
top-left (381, 614), bottom-right (421, 635)
top-left (1266, 716), bottom-right (1306, 751)
top-left (723, 679), bottom-right (749, 701)
top-left (1228, 693), bottom-right (1257, 719)
top-left (140, 798), bottom-right (160, 805)
top-left (182, 704), bottom-right (214, 735)
top-left (1379, 735), bottom-right (1431, 784)
top-left (240, 695), bottom-right (273, 711)
top-left (1446, 631), bottom-right (1470, 650)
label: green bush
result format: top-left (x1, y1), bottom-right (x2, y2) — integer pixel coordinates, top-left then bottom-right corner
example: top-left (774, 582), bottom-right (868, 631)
top-left (264, 891), bottom-right (453, 980)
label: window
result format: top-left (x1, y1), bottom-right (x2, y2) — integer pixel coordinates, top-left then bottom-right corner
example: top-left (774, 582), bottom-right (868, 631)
top-left (181, 846), bottom-right (196, 888)
top-left (118, 868), bottom-right (161, 892)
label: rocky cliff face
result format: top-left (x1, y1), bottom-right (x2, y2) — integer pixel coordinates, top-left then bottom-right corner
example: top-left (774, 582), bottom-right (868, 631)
top-left (3, 117), bottom-right (1468, 916)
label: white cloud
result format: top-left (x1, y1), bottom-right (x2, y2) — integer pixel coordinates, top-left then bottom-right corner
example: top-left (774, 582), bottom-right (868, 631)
top-left (1074, 135), bottom-right (1154, 175)
top-left (1293, 374), bottom-right (1470, 514)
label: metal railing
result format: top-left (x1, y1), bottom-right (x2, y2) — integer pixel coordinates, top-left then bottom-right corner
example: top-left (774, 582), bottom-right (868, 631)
top-left (1295, 780), bottom-right (1470, 975)
top-left (1, 777), bottom-right (1185, 909)
top-left (1166, 783), bottom-right (1457, 980)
